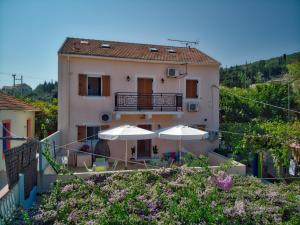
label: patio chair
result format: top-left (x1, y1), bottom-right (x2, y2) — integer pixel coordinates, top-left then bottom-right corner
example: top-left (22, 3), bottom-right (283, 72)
top-left (111, 160), bottom-right (119, 171)
top-left (93, 157), bottom-right (108, 171)
top-left (83, 161), bottom-right (93, 172)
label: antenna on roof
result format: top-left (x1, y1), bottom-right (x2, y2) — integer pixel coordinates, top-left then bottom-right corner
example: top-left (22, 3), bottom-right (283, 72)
top-left (167, 39), bottom-right (199, 48)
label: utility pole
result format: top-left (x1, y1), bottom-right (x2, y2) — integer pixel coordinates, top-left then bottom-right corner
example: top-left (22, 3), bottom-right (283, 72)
top-left (12, 74), bottom-right (16, 87)
top-left (11, 74), bottom-right (23, 96)
top-left (20, 75), bottom-right (23, 96)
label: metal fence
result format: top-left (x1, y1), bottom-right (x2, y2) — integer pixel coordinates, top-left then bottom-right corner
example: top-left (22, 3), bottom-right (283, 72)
top-left (0, 182), bottom-right (19, 224)
top-left (4, 140), bottom-right (39, 198)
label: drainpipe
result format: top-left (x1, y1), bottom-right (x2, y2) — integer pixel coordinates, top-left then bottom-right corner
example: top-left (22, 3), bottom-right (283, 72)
top-left (67, 56), bottom-right (71, 159)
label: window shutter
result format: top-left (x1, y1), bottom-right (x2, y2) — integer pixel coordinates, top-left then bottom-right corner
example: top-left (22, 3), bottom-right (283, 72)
top-left (102, 75), bottom-right (110, 96)
top-left (78, 74), bottom-right (87, 96)
top-left (77, 125), bottom-right (86, 142)
top-left (186, 80), bottom-right (198, 98)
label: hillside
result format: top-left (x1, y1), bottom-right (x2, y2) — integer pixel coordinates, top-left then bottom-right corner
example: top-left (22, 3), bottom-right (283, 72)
top-left (220, 51), bottom-right (300, 87)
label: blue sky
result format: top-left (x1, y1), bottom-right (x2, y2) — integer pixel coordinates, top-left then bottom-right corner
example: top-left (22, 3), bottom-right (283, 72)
top-left (0, 0), bottom-right (299, 88)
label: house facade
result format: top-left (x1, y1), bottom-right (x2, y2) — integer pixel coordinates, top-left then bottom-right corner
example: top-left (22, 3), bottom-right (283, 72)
top-left (58, 38), bottom-right (220, 166)
top-left (0, 92), bottom-right (38, 188)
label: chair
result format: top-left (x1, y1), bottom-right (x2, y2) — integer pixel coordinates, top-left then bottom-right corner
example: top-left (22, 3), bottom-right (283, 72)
top-left (111, 160), bottom-right (119, 171)
top-left (83, 161), bottom-right (93, 172)
top-left (93, 157), bottom-right (108, 171)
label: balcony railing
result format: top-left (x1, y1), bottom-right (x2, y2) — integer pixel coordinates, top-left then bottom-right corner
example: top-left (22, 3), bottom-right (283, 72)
top-left (115, 92), bottom-right (183, 111)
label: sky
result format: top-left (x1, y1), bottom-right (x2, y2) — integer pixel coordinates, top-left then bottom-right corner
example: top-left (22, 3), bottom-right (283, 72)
top-left (0, 0), bottom-right (300, 88)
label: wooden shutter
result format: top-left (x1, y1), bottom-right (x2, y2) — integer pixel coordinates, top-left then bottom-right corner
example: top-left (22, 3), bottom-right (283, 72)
top-left (102, 75), bottom-right (110, 96)
top-left (78, 74), bottom-right (87, 96)
top-left (186, 80), bottom-right (198, 98)
top-left (77, 125), bottom-right (86, 142)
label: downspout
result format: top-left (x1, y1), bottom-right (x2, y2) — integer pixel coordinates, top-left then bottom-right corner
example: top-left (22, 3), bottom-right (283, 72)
top-left (67, 56), bottom-right (71, 159)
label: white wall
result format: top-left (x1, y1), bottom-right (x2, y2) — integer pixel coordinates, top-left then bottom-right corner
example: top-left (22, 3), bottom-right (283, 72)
top-left (0, 110), bottom-right (35, 171)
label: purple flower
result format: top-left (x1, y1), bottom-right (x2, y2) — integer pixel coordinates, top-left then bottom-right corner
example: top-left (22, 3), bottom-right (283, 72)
top-left (224, 200), bottom-right (245, 217)
top-left (67, 210), bottom-right (78, 223)
top-left (62, 184), bottom-right (75, 193)
top-left (109, 189), bottom-right (128, 203)
top-left (208, 171), bottom-right (233, 191)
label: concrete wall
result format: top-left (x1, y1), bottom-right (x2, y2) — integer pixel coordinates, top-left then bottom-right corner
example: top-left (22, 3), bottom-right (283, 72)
top-left (58, 55), bottom-right (220, 164)
top-left (208, 151), bottom-right (246, 175)
top-left (0, 110), bottom-right (35, 171)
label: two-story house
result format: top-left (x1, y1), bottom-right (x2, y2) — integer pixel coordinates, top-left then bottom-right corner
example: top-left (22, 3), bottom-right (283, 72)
top-left (58, 37), bottom-right (220, 166)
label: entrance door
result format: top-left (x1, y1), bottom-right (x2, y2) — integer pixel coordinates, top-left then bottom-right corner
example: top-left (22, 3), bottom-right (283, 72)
top-left (137, 124), bottom-right (152, 159)
top-left (137, 78), bottom-right (153, 110)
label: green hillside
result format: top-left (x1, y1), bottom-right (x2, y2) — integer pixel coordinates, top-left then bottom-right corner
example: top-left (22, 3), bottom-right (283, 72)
top-left (220, 51), bottom-right (300, 87)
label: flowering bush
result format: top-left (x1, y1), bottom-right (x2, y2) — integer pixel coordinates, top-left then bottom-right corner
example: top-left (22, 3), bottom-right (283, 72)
top-left (19, 168), bottom-right (300, 224)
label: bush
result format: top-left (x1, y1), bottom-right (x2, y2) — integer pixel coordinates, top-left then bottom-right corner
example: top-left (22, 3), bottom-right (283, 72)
top-left (27, 168), bottom-right (300, 224)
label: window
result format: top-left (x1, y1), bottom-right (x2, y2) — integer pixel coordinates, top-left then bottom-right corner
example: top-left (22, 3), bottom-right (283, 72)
top-left (186, 79), bottom-right (198, 98)
top-left (77, 125), bottom-right (110, 142)
top-left (101, 43), bottom-right (111, 48)
top-left (88, 77), bottom-right (101, 96)
top-left (27, 119), bottom-right (32, 138)
top-left (87, 126), bottom-right (100, 140)
top-left (79, 74), bottom-right (110, 96)
top-left (167, 49), bottom-right (176, 53)
top-left (149, 47), bottom-right (158, 52)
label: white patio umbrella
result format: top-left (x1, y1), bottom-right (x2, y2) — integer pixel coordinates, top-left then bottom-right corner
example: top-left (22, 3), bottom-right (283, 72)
top-left (98, 125), bottom-right (157, 168)
top-left (157, 125), bottom-right (209, 163)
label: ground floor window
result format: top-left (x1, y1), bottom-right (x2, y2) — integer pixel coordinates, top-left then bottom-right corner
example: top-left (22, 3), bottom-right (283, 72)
top-left (87, 126), bottom-right (100, 140)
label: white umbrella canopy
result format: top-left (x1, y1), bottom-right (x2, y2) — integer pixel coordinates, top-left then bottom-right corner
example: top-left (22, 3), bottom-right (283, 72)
top-left (157, 125), bottom-right (209, 163)
top-left (98, 125), bottom-right (157, 168)
top-left (158, 125), bottom-right (209, 140)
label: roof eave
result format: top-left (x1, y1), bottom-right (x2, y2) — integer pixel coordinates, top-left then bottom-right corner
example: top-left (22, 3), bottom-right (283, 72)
top-left (58, 53), bottom-right (220, 66)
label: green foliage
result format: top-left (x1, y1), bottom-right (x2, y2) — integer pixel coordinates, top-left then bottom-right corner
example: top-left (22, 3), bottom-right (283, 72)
top-left (23, 211), bottom-right (31, 225)
top-left (220, 121), bottom-right (300, 169)
top-left (23, 98), bottom-right (58, 139)
top-left (29, 169), bottom-right (300, 224)
top-left (220, 52), bottom-right (300, 87)
top-left (42, 140), bottom-right (71, 175)
top-left (220, 83), bottom-right (300, 123)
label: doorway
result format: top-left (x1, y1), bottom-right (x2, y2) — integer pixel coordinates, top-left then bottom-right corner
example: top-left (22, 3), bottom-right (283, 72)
top-left (137, 78), bottom-right (153, 110)
top-left (137, 124), bottom-right (152, 159)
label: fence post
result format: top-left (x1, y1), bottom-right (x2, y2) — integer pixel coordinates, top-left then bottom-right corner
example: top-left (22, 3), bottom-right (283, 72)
top-left (18, 173), bottom-right (25, 207)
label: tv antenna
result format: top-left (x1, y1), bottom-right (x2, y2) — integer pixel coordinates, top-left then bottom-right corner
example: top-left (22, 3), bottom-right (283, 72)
top-left (168, 39), bottom-right (199, 48)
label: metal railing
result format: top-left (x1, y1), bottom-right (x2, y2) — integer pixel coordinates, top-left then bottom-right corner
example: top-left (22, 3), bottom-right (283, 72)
top-left (115, 92), bottom-right (183, 111)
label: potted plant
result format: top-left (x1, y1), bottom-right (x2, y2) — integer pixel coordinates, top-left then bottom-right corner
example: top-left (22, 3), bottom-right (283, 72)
top-left (152, 145), bottom-right (159, 158)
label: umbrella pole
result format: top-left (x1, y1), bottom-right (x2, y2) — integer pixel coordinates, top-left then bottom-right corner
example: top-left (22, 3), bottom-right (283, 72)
top-left (125, 140), bottom-right (128, 169)
top-left (179, 139), bottom-right (182, 165)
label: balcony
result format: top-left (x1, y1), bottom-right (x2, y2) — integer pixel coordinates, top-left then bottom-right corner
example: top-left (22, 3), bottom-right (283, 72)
top-left (114, 92), bottom-right (183, 119)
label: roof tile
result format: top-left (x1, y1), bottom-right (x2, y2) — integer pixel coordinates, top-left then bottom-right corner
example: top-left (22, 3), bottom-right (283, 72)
top-left (0, 92), bottom-right (40, 111)
top-left (58, 37), bottom-right (219, 65)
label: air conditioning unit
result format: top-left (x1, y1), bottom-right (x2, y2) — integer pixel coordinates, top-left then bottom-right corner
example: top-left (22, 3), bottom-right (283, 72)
top-left (100, 112), bottom-right (112, 122)
top-left (166, 68), bottom-right (180, 78)
top-left (187, 102), bottom-right (199, 112)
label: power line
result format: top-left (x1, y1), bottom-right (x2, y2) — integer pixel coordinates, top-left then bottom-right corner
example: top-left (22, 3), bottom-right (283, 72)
top-left (213, 85), bottom-right (300, 115)
top-left (0, 72), bottom-right (56, 82)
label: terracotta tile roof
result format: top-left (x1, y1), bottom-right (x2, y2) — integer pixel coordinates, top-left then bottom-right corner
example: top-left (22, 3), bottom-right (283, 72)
top-left (0, 92), bottom-right (40, 111)
top-left (58, 37), bottom-right (219, 65)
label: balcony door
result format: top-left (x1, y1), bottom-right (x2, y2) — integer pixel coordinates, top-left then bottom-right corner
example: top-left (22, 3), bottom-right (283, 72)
top-left (137, 78), bottom-right (153, 110)
top-left (137, 124), bottom-right (152, 159)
